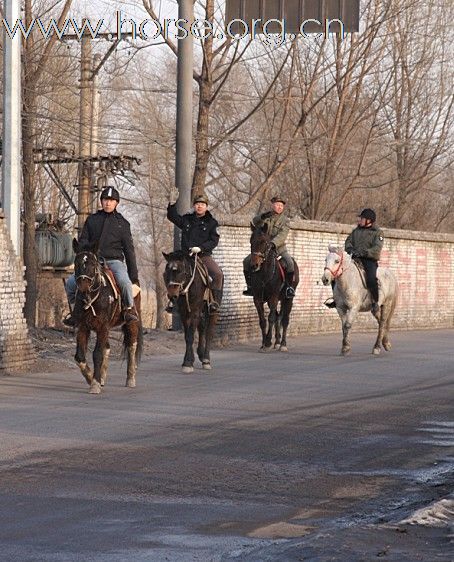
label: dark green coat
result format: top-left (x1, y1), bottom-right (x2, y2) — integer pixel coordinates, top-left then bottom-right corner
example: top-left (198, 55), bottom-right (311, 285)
top-left (345, 225), bottom-right (384, 261)
top-left (252, 211), bottom-right (290, 253)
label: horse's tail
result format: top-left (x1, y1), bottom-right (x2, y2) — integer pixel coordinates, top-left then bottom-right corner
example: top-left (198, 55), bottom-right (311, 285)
top-left (135, 318), bottom-right (143, 365)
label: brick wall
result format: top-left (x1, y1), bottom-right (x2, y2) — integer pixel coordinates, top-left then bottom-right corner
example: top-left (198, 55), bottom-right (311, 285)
top-left (0, 214), bottom-right (35, 373)
top-left (213, 216), bottom-right (454, 344)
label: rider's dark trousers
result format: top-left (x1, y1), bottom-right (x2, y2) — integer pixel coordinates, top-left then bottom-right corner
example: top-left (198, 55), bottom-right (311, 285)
top-left (200, 255), bottom-right (224, 291)
top-left (359, 257), bottom-right (379, 302)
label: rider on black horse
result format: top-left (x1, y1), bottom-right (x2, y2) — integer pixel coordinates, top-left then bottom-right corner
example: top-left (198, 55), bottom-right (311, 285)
top-left (166, 193), bottom-right (224, 314)
top-left (243, 195), bottom-right (296, 299)
top-left (324, 208), bottom-right (384, 313)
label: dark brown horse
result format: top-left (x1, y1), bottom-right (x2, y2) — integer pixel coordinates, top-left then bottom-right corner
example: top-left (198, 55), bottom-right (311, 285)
top-left (249, 224), bottom-right (299, 351)
top-left (163, 251), bottom-right (217, 373)
top-left (72, 239), bottom-right (142, 394)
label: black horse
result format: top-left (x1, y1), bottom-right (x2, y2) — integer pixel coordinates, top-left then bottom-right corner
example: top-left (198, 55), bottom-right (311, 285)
top-left (72, 239), bottom-right (142, 394)
top-left (163, 251), bottom-right (217, 372)
top-left (249, 224), bottom-right (299, 351)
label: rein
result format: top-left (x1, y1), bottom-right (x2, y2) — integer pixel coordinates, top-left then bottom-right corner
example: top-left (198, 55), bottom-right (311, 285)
top-left (167, 254), bottom-right (205, 313)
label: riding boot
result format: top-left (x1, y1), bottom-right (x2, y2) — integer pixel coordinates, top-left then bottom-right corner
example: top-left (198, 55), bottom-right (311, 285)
top-left (285, 271), bottom-right (295, 298)
top-left (242, 271), bottom-right (253, 296)
top-left (209, 289), bottom-right (223, 313)
top-left (62, 311), bottom-right (76, 327)
top-left (123, 306), bottom-right (138, 323)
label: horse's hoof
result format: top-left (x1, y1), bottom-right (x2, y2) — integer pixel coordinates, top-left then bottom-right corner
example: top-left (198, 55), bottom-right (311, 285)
top-left (274, 343), bottom-right (280, 349)
top-left (182, 366), bottom-right (194, 373)
top-left (280, 346), bottom-right (288, 352)
top-left (341, 348), bottom-right (351, 356)
top-left (372, 347), bottom-right (381, 356)
top-left (89, 380), bottom-right (101, 394)
top-left (125, 378), bottom-right (136, 388)
top-left (259, 347), bottom-right (271, 353)
top-left (202, 362), bottom-right (212, 370)
top-left (383, 342), bottom-right (392, 351)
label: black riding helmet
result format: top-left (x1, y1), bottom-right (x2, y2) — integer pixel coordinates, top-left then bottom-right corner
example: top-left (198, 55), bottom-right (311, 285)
top-left (100, 186), bottom-right (120, 202)
top-left (359, 208), bottom-right (376, 222)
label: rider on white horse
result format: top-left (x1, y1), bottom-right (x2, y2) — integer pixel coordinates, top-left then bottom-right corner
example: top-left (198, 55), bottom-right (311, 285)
top-left (325, 208), bottom-right (384, 314)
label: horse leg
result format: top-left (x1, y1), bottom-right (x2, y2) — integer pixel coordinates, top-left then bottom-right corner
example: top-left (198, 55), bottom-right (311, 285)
top-left (340, 309), bottom-right (357, 356)
top-left (125, 323), bottom-right (138, 388)
top-left (196, 311), bottom-right (207, 364)
top-left (382, 302), bottom-right (395, 352)
top-left (75, 326), bottom-right (93, 385)
top-left (266, 305), bottom-right (277, 350)
top-left (254, 298), bottom-right (268, 351)
top-left (182, 318), bottom-right (196, 373)
top-left (100, 343), bottom-right (110, 387)
top-left (372, 304), bottom-right (387, 355)
top-left (274, 305), bottom-right (282, 349)
top-left (200, 309), bottom-right (218, 371)
top-left (280, 298), bottom-right (294, 352)
top-left (89, 328), bottom-right (108, 394)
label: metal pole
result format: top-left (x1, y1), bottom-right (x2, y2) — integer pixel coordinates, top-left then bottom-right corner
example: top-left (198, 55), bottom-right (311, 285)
top-left (78, 33), bottom-right (92, 231)
top-left (172, 0), bottom-right (194, 330)
top-left (175, 0), bottom-right (193, 218)
top-left (2, 0), bottom-right (22, 255)
top-left (91, 53), bottom-right (101, 211)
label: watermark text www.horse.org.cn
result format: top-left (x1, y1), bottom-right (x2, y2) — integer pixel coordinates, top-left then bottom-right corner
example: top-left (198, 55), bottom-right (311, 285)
top-left (1, 10), bottom-right (346, 44)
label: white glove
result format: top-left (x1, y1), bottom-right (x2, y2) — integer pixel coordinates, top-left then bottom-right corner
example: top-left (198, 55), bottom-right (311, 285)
top-left (190, 246), bottom-right (202, 255)
top-left (169, 186), bottom-right (179, 205)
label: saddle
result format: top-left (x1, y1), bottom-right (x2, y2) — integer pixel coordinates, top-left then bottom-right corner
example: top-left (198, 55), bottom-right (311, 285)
top-left (193, 258), bottom-right (216, 307)
top-left (102, 265), bottom-right (121, 303)
top-left (352, 258), bottom-right (381, 292)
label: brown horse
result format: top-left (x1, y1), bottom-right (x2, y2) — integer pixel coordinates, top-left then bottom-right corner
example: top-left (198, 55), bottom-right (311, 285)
top-left (163, 251), bottom-right (218, 373)
top-left (249, 224), bottom-right (299, 351)
top-left (72, 239), bottom-right (142, 394)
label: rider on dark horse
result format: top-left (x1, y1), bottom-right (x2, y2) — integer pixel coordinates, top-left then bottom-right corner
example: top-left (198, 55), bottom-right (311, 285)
top-left (166, 193), bottom-right (224, 314)
top-left (63, 187), bottom-right (140, 326)
top-left (243, 195), bottom-right (296, 299)
top-left (325, 208), bottom-right (384, 314)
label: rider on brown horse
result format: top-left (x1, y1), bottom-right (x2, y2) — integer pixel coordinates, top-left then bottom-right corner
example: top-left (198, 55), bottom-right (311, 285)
top-left (166, 193), bottom-right (224, 313)
top-left (243, 195), bottom-right (295, 298)
top-left (63, 187), bottom-right (140, 326)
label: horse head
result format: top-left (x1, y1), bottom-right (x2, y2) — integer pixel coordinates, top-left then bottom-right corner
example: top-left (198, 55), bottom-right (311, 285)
top-left (73, 238), bottom-right (101, 294)
top-left (322, 245), bottom-right (350, 285)
top-left (162, 251), bottom-right (192, 299)
top-left (250, 224), bottom-right (275, 272)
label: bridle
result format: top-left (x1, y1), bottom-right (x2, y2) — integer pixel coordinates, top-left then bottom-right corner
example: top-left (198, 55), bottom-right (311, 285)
top-left (324, 251), bottom-right (346, 279)
top-left (165, 253), bottom-right (200, 311)
top-left (251, 240), bottom-right (274, 271)
top-left (75, 253), bottom-right (105, 315)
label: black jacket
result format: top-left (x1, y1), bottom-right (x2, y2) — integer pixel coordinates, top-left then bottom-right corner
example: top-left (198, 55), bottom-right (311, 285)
top-left (167, 204), bottom-right (220, 255)
top-left (79, 210), bottom-right (139, 283)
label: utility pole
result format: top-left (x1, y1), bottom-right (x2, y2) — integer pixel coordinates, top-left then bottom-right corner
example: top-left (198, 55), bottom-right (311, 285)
top-left (175, 0), bottom-right (194, 217)
top-left (172, 0), bottom-right (194, 330)
top-left (77, 34), bottom-right (93, 231)
top-left (1, 0), bottom-right (22, 255)
top-left (91, 53), bottom-right (102, 210)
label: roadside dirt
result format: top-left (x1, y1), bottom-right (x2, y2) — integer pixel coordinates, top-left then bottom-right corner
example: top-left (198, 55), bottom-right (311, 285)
top-left (29, 327), bottom-right (187, 372)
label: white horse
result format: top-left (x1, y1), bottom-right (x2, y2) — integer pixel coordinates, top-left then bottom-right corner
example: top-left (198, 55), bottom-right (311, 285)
top-left (322, 245), bottom-right (398, 356)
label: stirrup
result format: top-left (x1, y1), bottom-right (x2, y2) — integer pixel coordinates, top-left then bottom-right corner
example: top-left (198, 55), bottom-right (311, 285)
top-left (208, 301), bottom-right (220, 313)
top-left (123, 308), bottom-right (138, 323)
top-left (242, 287), bottom-right (254, 296)
top-left (165, 301), bottom-right (174, 313)
top-left (324, 298), bottom-right (336, 309)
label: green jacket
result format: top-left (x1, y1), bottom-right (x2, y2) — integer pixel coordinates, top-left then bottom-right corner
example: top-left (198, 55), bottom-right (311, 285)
top-left (253, 211), bottom-right (290, 253)
top-left (345, 225), bottom-right (384, 261)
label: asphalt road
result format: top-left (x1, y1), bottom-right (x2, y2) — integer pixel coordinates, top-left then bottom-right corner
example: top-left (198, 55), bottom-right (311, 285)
top-left (1, 328), bottom-right (453, 561)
